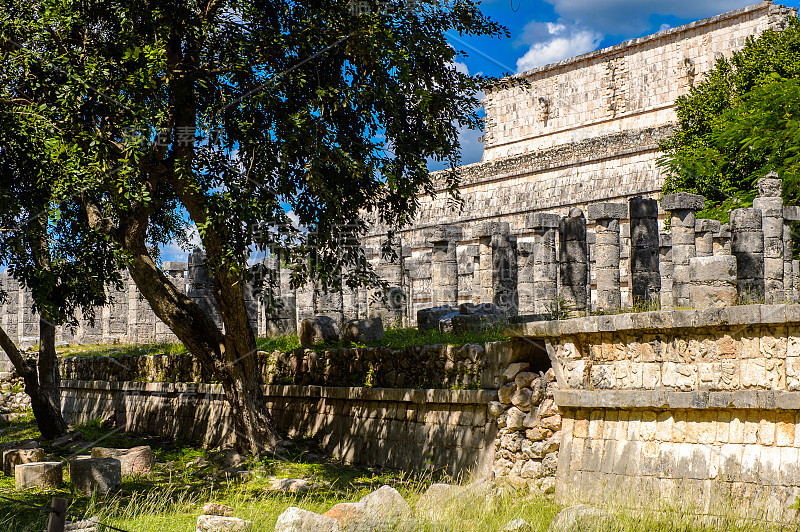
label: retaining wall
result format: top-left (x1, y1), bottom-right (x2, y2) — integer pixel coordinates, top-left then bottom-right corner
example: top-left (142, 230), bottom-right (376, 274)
top-left (506, 304), bottom-right (800, 521)
top-left (60, 381), bottom-right (497, 478)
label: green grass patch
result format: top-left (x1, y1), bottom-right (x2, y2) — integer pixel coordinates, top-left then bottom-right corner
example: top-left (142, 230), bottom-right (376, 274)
top-left (57, 341), bottom-right (187, 359)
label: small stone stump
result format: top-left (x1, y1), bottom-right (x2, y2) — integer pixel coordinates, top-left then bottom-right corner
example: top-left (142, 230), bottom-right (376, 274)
top-left (91, 445), bottom-right (154, 475)
top-left (340, 317), bottom-right (384, 344)
top-left (15, 462), bottom-right (63, 490)
top-left (299, 316), bottom-right (339, 347)
top-left (3, 447), bottom-right (44, 476)
top-left (689, 255), bottom-right (737, 308)
top-left (69, 458), bottom-right (121, 495)
top-left (275, 507), bottom-right (341, 532)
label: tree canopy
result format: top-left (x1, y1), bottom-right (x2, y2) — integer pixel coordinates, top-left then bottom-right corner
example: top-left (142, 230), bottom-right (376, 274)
top-left (0, 0), bottom-right (507, 451)
top-left (659, 18), bottom-right (800, 221)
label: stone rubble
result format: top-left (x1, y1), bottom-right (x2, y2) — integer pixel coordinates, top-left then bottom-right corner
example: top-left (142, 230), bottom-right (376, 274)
top-left (91, 445), bottom-right (154, 475)
top-left (15, 461), bottom-right (63, 490)
top-left (68, 457), bottom-right (122, 495)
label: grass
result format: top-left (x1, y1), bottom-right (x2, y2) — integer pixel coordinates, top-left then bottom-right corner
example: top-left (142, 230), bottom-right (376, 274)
top-left (60, 326), bottom-right (509, 361)
top-left (3, 415), bottom-right (800, 531)
top-left (57, 341), bottom-right (187, 359)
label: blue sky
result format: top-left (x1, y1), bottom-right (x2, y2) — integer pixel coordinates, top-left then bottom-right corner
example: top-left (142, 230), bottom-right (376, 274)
top-left (439, 0), bottom-right (800, 169)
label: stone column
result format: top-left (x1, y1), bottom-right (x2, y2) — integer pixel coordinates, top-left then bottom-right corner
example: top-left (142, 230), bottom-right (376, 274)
top-left (587, 203), bottom-right (627, 312)
top-left (730, 208), bottom-right (764, 302)
top-left (472, 222), bottom-right (518, 314)
top-left (629, 197), bottom-right (661, 306)
top-left (661, 193), bottom-right (704, 308)
top-left (369, 241), bottom-right (406, 327)
top-left (425, 225), bottom-right (462, 308)
top-left (695, 219), bottom-right (719, 257)
top-left (689, 255), bottom-right (737, 308)
top-left (526, 213), bottom-right (560, 314)
top-left (786, 206), bottom-right (800, 302)
top-left (559, 208), bottom-right (588, 312)
top-left (713, 224), bottom-right (731, 255)
top-left (659, 234), bottom-right (673, 310)
top-left (517, 242), bottom-right (535, 315)
top-left (754, 173), bottom-right (785, 303)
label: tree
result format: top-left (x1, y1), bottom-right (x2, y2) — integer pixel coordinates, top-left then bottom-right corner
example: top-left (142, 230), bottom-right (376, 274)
top-left (0, 110), bottom-right (125, 439)
top-left (0, 0), bottom-right (506, 452)
top-left (659, 17), bottom-right (800, 221)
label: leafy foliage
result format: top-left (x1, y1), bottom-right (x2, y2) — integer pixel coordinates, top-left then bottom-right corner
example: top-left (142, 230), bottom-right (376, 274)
top-left (659, 18), bottom-right (800, 221)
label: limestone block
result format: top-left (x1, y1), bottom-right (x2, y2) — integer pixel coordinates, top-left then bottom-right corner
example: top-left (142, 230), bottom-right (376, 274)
top-left (202, 503), bottom-right (234, 517)
top-left (695, 219), bottom-right (720, 234)
top-left (15, 462), bottom-right (62, 490)
top-left (416, 306), bottom-right (457, 333)
top-left (196, 515), bottom-right (253, 532)
top-left (340, 318), bottom-right (384, 344)
top-left (661, 193), bottom-right (705, 212)
top-left (359, 485), bottom-right (412, 522)
top-left (299, 316), bottom-right (340, 347)
top-left (91, 446), bottom-right (154, 475)
top-left (587, 202), bottom-right (627, 221)
top-left (500, 518), bottom-right (532, 532)
top-left (69, 458), bottom-right (121, 495)
top-left (548, 505), bottom-right (609, 532)
top-left (525, 213), bottom-right (560, 229)
top-left (784, 206), bottom-right (800, 221)
top-left (758, 174), bottom-right (782, 197)
top-left (3, 447), bottom-right (44, 476)
top-left (423, 224), bottom-right (462, 243)
top-left (275, 507), bottom-right (340, 532)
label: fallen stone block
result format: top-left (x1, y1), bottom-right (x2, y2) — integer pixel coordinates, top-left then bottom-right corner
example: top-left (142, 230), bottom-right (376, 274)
top-left (341, 318), bottom-right (384, 344)
top-left (359, 485), bottom-right (412, 523)
top-left (267, 478), bottom-right (315, 493)
top-left (299, 316), bottom-right (339, 347)
top-left (323, 502), bottom-right (366, 530)
top-left (65, 517), bottom-right (101, 531)
top-left (417, 306), bottom-right (457, 333)
top-left (547, 505), bottom-right (608, 532)
top-left (275, 506), bottom-right (341, 532)
top-left (202, 503), bottom-right (235, 517)
top-left (3, 447), bottom-right (44, 476)
top-left (91, 445), bottom-right (154, 475)
top-left (196, 515), bottom-right (253, 532)
top-left (15, 461), bottom-right (62, 490)
top-left (69, 458), bottom-right (121, 495)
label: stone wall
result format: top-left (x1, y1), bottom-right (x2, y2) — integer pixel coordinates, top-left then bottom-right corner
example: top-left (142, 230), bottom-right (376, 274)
top-left (507, 304), bottom-right (800, 521)
top-left (60, 380), bottom-right (497, 477)
top-left (483, 2), bottom-right (794, 160)
top-left (59, 341), bottom-right (513, 390)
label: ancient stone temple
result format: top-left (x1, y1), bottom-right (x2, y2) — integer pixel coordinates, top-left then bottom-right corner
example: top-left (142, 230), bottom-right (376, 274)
top-left (0, 2), bottom-right (797, 358)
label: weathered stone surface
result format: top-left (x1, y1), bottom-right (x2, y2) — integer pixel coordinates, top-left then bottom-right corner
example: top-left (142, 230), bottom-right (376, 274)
top-left (203, 503), bottom-right (235, 517)
top-left (340, 318), bottom-right (384, 344)
top-left (689, 255), bottom-right (737, 283)
top-left (268, 478), bottom-right (315, 493)
top-left (501, 518), bottom-right (533, 532)
top-left (416, 306), bottom-right (457, 333)
top-left (91, 446), bottom-right (154, 475)
top-left (69, 458), bottom-right (121, 495)
top-left (548, 505), bottom-right (608, 532)
top-left (299, 316), bottom-right (340, 347)
top-left (525, 213), bottom-right (560, 229)
top-left (359, 485), bottom-right (412, 522)
top-left (758, 174), bottom-right (782, 197)
top-left (15, 462), bottom-right (62, 490)
top-left (324, 502), bottom-right (366, 530)
top-left (275, 507), bottom-right (341, 532)
top-left (3, 447), bottom-right (44, 476)
top-left (196, 515), bottom-right (253, 532)
top-left (415, 483), bottom-right (461, 520)
top-left (661, 192), bottom-right (705, 211)
top-left (587, 202), bottom-right (627, 221)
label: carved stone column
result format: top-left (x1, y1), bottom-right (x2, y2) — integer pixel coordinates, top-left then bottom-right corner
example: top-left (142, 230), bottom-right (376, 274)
top-left (695, 219), bottom-right (719, 258)
top-left (753, 173), bottom-right (784, 303)
top-left (559, 208), bottom-right (588, 312)
top-left (629, 197), bottom-right (661, 306)
top-left (731, 208), bottom-right (764, 302)
top-left (526, 213), bottom-right (560, 314)
top-left (588, 203), bottom-right (627, 312)
top-left (661, 193), bottom-right (704, 308)
top-left (425, 225), bottom-right (462, 308)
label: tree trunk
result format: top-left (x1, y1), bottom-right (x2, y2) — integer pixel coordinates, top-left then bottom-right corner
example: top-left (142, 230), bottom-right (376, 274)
top-left (0, 324), bottom-right (68, 439)
top-left (122, 238), bottom-right (281, 453)
top-left (37, 315), bottom-right (68, 437)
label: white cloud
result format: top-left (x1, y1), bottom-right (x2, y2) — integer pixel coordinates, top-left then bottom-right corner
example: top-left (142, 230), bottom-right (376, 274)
top-left (659, 23), bottom-right (671, 32)
top-left (452, 60), bottom-right (470, 75)
top-left (516, 22), bottom-right (602, 72)
top-left (160, 225), bottom-right (201, 263)
top-left (542, 0), bottom-right (752, 36)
